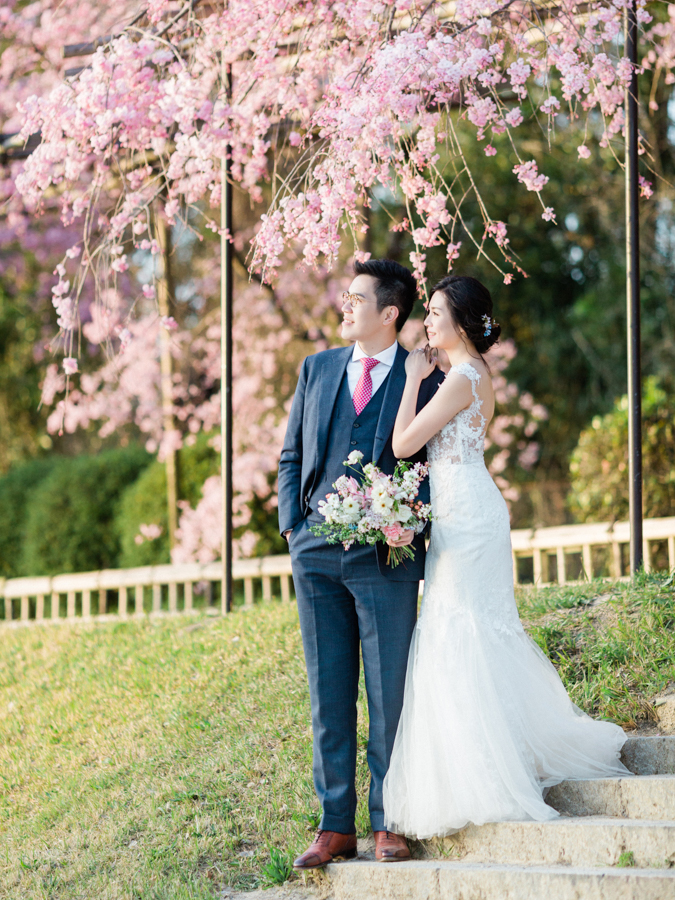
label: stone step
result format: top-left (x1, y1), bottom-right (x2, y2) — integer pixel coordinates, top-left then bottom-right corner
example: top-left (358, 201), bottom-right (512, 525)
top-left (405, 817), bottom-right (675, 868)
top-left (547, 774), bottom-right (675, 819)
top-left (327, 859), bottom-right (675, 900)
top-left (621, 736), bottom-right (675, 775)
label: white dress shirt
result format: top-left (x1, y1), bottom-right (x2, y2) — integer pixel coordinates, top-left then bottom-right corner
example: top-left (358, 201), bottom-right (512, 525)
top-left (346, 341), bottom-right (399, 398)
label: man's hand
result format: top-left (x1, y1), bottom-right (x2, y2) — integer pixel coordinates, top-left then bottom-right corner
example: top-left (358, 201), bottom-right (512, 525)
top-left (385, 529), bottom-right (415, 548)
top-left (283, 530), bottom-right (292, 542)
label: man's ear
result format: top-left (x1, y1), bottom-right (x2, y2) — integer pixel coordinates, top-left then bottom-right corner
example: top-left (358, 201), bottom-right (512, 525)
top-left (383, 305), bottom-right (399, 327)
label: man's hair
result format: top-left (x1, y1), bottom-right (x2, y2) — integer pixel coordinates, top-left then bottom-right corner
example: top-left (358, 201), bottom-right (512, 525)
top-left (353, 259), bottom-right (418, 331)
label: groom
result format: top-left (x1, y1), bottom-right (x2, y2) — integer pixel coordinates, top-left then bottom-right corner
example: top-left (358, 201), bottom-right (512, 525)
top-left (278, 259), bottom-right (444, 869)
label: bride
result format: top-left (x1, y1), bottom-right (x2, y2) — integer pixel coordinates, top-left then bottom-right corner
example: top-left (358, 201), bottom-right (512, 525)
top-left (382, 274), bottom-right (628, 839)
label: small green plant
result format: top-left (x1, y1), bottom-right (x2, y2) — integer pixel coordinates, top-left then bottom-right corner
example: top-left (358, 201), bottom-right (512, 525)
top-left (616, 850), bottom-right (636, 868)
top-left (261, 847), bottom-right (294, 886)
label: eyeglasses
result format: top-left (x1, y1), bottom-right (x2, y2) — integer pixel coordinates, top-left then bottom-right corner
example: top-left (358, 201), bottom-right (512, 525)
top-left (342, 290), bottom-right (374, 308)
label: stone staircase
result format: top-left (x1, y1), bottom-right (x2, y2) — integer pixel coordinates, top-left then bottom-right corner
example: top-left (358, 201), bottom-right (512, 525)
top-left (326, 736), bottom-right (675, 899)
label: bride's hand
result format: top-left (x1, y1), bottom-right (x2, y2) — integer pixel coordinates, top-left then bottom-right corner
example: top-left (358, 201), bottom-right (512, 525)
top-left (386, 528), bottom-right (415, 548)
top-left (405, 347), bottom-right (436, 381)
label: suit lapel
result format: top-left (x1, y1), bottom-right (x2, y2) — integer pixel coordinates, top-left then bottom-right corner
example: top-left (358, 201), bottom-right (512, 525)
top-left (373, 343), bottom-right (407, 463)
top-left (314, 345), bottom-right (353, 471)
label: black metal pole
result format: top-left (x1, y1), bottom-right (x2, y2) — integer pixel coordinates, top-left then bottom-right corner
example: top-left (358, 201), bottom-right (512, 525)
top-left (221, 61), bottom-right (234, 613)
top-left (625, 0), bottom-right (643, 575)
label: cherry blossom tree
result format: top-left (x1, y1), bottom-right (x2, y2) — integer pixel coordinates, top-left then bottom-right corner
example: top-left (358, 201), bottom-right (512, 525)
top-left (13, 0), bottom-right (668, 318)
top-left (6, 0), bottom-right (670, 558)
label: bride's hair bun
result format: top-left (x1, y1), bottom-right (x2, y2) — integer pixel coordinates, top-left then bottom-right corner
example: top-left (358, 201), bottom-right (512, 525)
top-left (431, 275), bottom-right (501, 354)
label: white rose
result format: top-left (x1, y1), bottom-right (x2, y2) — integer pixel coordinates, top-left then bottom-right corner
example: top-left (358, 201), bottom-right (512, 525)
top-left (396, 504), bottom-right (413, 523)
top-left (345, 450), bottom-right (364, 465)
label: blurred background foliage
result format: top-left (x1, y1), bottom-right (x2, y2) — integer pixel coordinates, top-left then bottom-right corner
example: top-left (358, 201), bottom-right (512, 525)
top-left (1, 85), bottom-right (675, 577)
top-left (569, 376), bottom-right (675, 524)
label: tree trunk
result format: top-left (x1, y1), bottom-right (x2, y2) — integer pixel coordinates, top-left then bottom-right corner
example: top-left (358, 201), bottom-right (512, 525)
top-left (156, 212), bottom-right (178, 550)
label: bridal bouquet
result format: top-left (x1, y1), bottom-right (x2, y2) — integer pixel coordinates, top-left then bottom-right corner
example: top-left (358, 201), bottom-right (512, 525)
top-left (309, 450), bottom-right (431, 567)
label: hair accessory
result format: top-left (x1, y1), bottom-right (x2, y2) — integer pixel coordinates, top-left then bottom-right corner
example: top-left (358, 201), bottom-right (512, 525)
top-left (482, 314), bottom-right (493, 337)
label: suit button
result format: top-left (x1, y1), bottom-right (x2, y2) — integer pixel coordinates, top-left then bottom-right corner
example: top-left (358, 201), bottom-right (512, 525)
top-left (351, 440), bottom-right (357, 446)
top-left (353, 423), bottom-right (360, 428)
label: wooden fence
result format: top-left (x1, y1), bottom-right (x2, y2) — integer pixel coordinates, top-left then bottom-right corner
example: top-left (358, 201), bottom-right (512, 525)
top-left (1, 516), bottom-right (674, 627)
top-left (510, 516), bottom-right (675, 585)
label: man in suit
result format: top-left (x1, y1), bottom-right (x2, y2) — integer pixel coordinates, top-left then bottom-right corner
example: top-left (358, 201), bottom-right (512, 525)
top-left (278, 259), bottom-right (444, 869)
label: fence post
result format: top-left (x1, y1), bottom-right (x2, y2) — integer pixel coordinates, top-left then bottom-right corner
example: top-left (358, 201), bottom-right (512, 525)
top-left (582, 544), bottom-right (593, 581)
top-left (643, 539), bottom-right (652, 573)
top-left (119, 586), bottom-right (128, 617)
top-left (169, 582), bottom-right (177, 613)
top-left (556, 547), bottom-right (566, 585)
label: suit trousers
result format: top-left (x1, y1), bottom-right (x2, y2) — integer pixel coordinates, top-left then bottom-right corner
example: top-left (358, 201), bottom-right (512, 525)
top-left (289, 516), bottom-right (418, 833)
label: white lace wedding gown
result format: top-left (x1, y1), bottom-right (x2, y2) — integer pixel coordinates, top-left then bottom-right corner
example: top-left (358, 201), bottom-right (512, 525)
top-left (383, 362), bottom-right (629, 838)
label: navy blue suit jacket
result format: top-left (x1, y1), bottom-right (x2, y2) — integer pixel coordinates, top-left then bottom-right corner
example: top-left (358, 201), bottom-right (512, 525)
top-left (278, 343), bottom-right (445, 581)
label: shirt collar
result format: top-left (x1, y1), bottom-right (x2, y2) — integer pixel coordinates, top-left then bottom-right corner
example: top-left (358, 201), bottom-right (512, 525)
top-left (352, 340), bottom-right (399, 368)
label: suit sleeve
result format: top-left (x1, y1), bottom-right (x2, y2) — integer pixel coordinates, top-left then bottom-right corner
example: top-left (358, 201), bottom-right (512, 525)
top-left (417, 367), bottom-right (445, 410)
top-left (277, 357), bottom-right (309, 535)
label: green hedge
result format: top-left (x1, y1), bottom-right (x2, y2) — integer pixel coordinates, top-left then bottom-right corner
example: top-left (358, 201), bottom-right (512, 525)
top-left (568, 376), bottom-right (675, 522)
top-left (115, 434), bottom-right (220, 568)
top-left (20, 447), bottom-right (151, 576)
top-left (1, 434), bottom-right (286, 578)
top-left (0, 458), bottom-right (58, 578)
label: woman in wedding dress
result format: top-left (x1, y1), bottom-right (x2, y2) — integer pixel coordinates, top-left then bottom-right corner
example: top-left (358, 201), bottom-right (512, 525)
top-left (382, 275), bottom-right (628, 839)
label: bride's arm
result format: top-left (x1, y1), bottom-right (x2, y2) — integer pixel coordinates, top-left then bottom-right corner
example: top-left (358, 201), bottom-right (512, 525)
top-left (393, 351), bottom-right (473, 458)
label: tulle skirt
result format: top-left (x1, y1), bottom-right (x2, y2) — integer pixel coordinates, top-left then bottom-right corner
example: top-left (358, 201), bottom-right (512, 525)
top-left (383, 462), bottom-right (628, 839)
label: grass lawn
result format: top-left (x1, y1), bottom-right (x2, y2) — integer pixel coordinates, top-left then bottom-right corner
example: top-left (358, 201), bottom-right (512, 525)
top-left (0, 572), bottom-right (673, 899)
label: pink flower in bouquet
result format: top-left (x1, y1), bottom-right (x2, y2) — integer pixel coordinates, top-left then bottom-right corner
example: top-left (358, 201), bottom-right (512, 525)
top-left (382, 523), bottom-right (405, 542)
top-left (335, 474), bottom-right (362, 497)
top-left (344, 476), bottom-right (361, 495)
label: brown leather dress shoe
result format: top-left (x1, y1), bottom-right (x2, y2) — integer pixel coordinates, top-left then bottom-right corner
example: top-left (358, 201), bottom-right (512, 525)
top-left (374, 830), bottom-right (410, 861)
top-left (293, 830), bottom-right (357, 870)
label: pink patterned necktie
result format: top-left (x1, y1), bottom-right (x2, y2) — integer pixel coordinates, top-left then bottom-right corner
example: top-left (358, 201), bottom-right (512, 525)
top-left (353, 357), bottom-right (380, 416)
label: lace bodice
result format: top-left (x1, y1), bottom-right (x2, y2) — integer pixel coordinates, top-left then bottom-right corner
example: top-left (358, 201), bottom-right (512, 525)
top-left (427, 362), bottom-right (486, 465)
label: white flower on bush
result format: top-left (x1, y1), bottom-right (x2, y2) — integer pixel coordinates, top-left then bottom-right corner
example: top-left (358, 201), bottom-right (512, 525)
top-left (135, 522), bottom-right (163, 545)
top-left (344, 450), bottom-right (364, 465)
